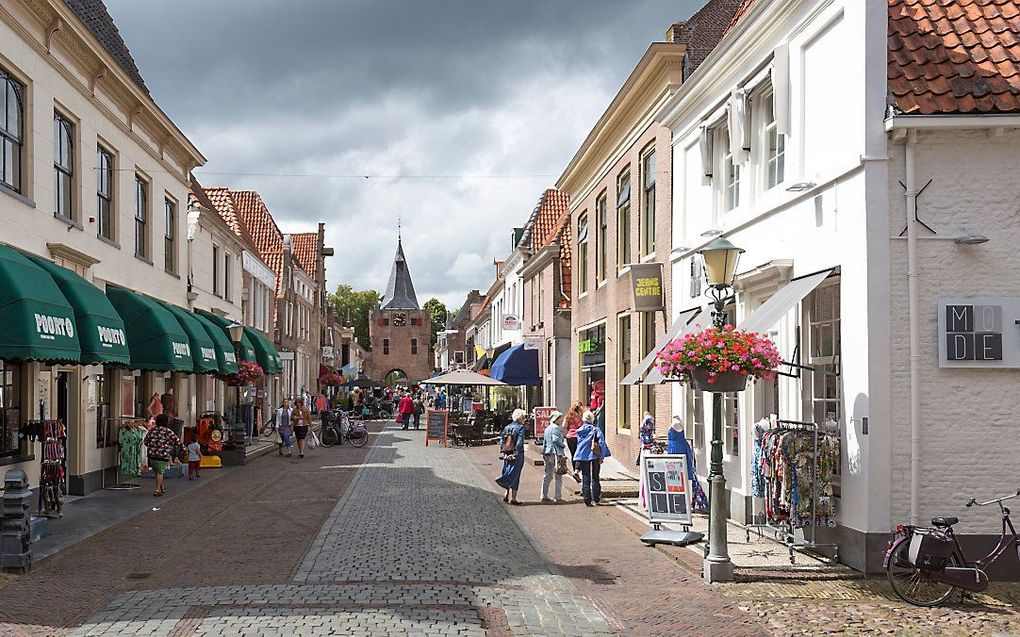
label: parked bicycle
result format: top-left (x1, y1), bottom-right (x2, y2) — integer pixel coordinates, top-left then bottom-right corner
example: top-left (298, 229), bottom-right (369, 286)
top-left (885, 489), bottom-right (1020, 606)
top-left (320, 410), bottom-right (368, 448)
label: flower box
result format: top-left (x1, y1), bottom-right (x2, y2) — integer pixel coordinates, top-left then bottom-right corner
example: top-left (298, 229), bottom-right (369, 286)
top-left (655, 324), bottom-right (780, 392)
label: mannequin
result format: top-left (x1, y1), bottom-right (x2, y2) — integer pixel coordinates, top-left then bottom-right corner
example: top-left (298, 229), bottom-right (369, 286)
top-left (637, 412), bottom-right (656, 509)
top-left (667, 417), bottom-right (709, 512)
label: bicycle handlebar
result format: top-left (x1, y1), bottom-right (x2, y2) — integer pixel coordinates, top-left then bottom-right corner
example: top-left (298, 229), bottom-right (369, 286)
top-left (965, 489), bottom-right (1020, 507)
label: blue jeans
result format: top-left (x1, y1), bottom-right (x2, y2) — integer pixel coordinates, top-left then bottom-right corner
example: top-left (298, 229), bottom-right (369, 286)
top-left (279, 431), bottom-right (292, 448)
top-left (401, 413), bottom-right (411, 429)
top-left (577, 460), bottom-right (602, 505)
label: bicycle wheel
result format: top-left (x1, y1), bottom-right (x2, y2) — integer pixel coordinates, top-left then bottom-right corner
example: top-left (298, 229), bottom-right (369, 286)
top-left (260, 420), bottom-right (275, 437)
top-left (321, 426), bottom-right (339, 448)
top-left (348, 427), bottom-right (368, 448)
top-left (886, 538), bottom-right (959, 606)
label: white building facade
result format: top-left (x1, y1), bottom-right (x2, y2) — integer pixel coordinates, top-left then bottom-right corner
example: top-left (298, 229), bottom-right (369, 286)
top-left (659, 0), bottom-right (1020, 575)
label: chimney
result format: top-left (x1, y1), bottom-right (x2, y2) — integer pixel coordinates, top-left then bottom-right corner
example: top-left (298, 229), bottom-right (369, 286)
top-left (665, 22), bottom-right (685, 42)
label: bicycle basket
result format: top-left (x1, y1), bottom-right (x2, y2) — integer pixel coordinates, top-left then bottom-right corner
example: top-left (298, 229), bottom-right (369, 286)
top-left (350, 424), bottom-right (367, 438)
top-left (908, 529), bottom-right (953, 570)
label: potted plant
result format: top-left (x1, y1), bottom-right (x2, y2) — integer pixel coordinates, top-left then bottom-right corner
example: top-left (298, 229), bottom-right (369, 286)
top-left (655, 325), bottom-right (781, 392)
top-left (222, 360), bottom-right (265, 386)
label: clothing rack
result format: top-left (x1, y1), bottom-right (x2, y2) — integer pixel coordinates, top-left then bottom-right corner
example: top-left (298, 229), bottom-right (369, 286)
top-left (103, 417), bottom-right (143, 490)
top-left (24, 419), bottom-right (66, 518)
top-left (745, 418), bottom-right (840, 564)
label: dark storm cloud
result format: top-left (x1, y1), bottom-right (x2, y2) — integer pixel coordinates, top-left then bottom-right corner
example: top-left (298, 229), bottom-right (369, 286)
top-left (106, 0), bottom-right (703, 305)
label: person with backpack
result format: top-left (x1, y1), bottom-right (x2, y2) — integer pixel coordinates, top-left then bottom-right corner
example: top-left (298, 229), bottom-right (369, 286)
top-left (412, 392), bottom-right (424, 429)
top-left (573, 409), bottom-right (611, 507)
top-left (495, 408), bottom-right (528, 505)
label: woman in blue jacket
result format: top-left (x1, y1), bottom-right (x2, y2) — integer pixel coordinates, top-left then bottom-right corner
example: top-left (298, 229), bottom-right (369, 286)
top-left (496, 408), bottom-right (528, 505)
top-left (573, 410), bottom-right (611, 507)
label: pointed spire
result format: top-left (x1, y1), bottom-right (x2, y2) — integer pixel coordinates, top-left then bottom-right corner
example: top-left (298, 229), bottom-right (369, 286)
top-left (379, 232), bottom-right (419, 310)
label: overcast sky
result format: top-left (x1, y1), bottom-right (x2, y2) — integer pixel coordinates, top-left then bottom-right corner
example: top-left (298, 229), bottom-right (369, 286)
top-left (106, 0), bottom-right (702, 307)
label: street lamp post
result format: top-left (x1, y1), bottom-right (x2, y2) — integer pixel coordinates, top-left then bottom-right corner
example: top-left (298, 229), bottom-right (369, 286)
top-left (226, 323), bottom-right (244, 441)
top-left (698, 237), bottom-right (744, 583)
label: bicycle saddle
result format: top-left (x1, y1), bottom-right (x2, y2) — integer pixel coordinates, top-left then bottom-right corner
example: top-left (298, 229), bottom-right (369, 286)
top-left (931, 516), bottom-right (959, 527)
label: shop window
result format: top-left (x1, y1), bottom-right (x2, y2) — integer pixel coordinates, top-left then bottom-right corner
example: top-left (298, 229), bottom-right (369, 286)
top-left (164, 197), bottom-right (176, 273)
top-left (617, 314), bottom-right (632, 431)
top-left (135, 175), bottom-right (149, 259)
top-left (54, 113), bottom-right (75, 221)
top-left (616, 168), bottom-right (631, 269)
top-left (805, 280), bottom-right (842, 424)
top-left (687, 386), bottom-right (705, 453)
top-left (761, 90), bottom-right (785, 189)
top-left (640, 147), bottom-right (656, 256)
top-left (595, 191), bottom-right (608, 284)
top-left (0, 362), bottom-right (23, 458)
top-left (579, 322), bottom-right (606, 416)
top-left (718, 303), bottom-right (739, 456)
top-left (383, 338), bottom-right (390, 355)
top-left (639, 312), bottom-right (655, 417)
top-left (95, 370), bottom-right (114, 448)
top-left (577, 212), bottom-right (589, 294)
top-left (0, 70), bottom-right (23, 192)
top-left (97, 146), bottom-right (114, 240)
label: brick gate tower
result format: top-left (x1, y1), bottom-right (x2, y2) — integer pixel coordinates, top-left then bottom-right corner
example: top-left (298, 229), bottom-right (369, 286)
top-left (366, 235), bottom-right (432, 384)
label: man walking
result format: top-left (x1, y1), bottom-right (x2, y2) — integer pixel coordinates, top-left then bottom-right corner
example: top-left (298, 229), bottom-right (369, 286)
top-left (412, 391), bottom-right (424, 429)
top-left (398, 391), bottom-right (415, 430)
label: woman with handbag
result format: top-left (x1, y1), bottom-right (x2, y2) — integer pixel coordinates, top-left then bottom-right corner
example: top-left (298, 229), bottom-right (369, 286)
top-left (495, 408), bottom-right (528, 505)
top-left (573, 410), bottom-right (611, 507)
top-left (540, 411), bottom-right (568, 504)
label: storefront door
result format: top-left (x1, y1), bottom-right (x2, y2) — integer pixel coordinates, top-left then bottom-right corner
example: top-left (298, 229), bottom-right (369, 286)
top-left (55, 370), bottom-right (72, 496)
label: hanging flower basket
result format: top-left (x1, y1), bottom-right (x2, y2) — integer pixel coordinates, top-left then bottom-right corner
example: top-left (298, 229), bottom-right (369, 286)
top-left (655, 325), bottom-right (780, 393)
top-left (222, 360), bottom-right (265, 386)
top-left (319, 371), bottom-right (346, 387)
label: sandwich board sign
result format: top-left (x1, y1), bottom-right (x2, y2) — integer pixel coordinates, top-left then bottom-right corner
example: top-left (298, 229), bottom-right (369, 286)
top-left (425, 409), bottom-right (448, 447)
top-left (642, 454), bottom-right (693, 526)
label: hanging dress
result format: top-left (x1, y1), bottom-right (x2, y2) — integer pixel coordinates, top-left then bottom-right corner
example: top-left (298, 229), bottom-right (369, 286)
top-left (118, 425), bottom-right (144, 477)
top-left (667, 427), bottom-right (709, 512)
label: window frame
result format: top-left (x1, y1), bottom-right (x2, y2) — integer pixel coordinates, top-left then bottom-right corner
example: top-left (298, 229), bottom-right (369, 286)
top-left (383, 338), bottom-right (390, 355)
top-left (640, 146), bottom-right (656, 257)
top-left (212, 244), bottom-right (221, 296)
top-left (411, 338), bottom-right (418, 355)
top-left (223, 250), bottom-right (231, 301)
top-left (96, 145), bottom-right (115, 241)
top-left (53, 111), bottom-right (75, 222)
top-left (134, 174), bottom-right (150, 260)
top-left (164, 196), bottom-right (177, 273)
top-left (577, 211), bottom-right (589, 295)
top-left (617, 313), bottom-right (632, 431)
top-left (760, 89), bottom-right (786, 191)
top-left (719, 126), bottom-right (741, 212)
top-left (616, 168), bottom-right (631, 270)
top-left (639, 311), bottom-right (656, 417)
top-left (0, 69), bottom-right (24, 194)
top-left (595, 190), bottom-right (608, 284)
top-left (0, 361), bottom-right (24, 459)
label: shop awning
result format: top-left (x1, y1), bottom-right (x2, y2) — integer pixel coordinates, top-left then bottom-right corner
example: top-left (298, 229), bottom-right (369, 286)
top-left (620, 307), bottom-right (708, 386)
top-left (737, 269), bottom-right (834, 333)
top-left (105, 285), bottom-right (193, 372)
top-left (490, 343), bottom-right (540, 386)
top-left (191, 312), bottom-right (238, 376)
top-left (0, 245), bottom-right (80, 363)
top-left (24, 254), bottom-right (129, 366)
top-left (196, 310), bottom-right (258, 363)
top-left (157, 301), bottom-right (220, 374)
top-left (244, 327), bottom-right (283, 374)
top-left (421, 369), bottom-right (506, 386)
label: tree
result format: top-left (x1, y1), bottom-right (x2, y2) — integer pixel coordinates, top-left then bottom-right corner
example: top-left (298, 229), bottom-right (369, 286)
top-left (423, 298), bottom-right (448, 349)
top-left (328, 284), bottom-right (380, 350)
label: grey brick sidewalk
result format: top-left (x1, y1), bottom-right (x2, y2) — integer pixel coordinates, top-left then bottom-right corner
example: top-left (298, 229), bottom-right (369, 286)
top-left (71, 425), bottom-right (616, 636)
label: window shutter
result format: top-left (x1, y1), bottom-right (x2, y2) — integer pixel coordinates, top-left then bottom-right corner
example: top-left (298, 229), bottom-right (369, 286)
top-left (772, 43), bottom-right (791, 136)
top-left (728, 91), bottom-right (749, 164)
top-left (699, 125), bottom-right (714, 178)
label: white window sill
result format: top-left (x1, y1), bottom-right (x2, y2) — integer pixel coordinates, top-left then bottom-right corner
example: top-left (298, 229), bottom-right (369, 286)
top-left (640, 252), bottom-right (657, 263)
top-left (577, 291), bottom-right (589, 300)
top-left (617, 265), bottom-right (631, 277)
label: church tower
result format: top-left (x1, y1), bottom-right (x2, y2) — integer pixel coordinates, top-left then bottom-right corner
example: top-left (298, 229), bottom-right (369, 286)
top-left (367, 234), bottom-right (432, 384)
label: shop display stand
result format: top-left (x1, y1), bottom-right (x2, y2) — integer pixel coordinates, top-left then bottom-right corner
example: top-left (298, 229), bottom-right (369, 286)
top-left (37, 420), bottom-right (65, 519)
top-left (744, 419), bottom-right (839, 565)
top-left (103, 418), bottom-right (142, 490)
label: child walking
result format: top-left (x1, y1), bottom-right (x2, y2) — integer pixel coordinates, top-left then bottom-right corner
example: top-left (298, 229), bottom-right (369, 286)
top-left (187, 438), bottom-right (202, 480)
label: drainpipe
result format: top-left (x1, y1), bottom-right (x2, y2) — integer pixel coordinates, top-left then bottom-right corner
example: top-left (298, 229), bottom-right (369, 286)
top-left (905, 130), bottom-right (920, 526)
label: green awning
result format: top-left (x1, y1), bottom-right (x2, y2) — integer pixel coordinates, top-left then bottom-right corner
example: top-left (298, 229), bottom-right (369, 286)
top-left (24, 254), bottom-right (130, 366)
top-left (244, 327), bottom-right (283, 374)
top-left (195, 310), bottom-right (257, 363)
top-left (191, 312), bottom-right (239, 376)
top-left (157, 301), bottom-right (219, 374)
top-left (105, 285), bottom-right (193, 372)
top-left (0, 245), bottom-right (80, 363)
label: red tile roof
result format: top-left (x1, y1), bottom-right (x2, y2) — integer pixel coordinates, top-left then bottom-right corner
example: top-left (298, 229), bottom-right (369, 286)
top-left (724, 0), bottom-right (756, 33)
top-left (528, 189), bottom-right (571, 252)
top-left (291, 232), bottom-right (319, 277)
top-left (556, 218), bottom-right (572, 309)
top-left (888, 0), bottom-right (1020, 114)
top-left (229, 190), bottom-right (285, 260)
top-left (202, 187), bottom-right (256, 248)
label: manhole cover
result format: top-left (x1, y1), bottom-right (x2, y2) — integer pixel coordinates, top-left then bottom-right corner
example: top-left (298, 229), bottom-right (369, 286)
top-left (125, 572), bottom-right (152, 580)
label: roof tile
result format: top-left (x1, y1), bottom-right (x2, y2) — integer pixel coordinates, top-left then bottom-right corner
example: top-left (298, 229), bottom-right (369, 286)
top-left (290, 232), bottom-right (319, 277)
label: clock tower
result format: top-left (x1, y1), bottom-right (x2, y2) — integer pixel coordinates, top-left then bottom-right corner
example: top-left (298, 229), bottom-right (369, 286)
top-left (366, 235), bottom-right (432, 384)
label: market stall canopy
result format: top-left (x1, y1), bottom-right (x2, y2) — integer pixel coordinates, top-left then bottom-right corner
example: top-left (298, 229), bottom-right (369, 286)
top-left (620, 307), bottom-right (707, 386)
top-left (24, 254), bottom-right (129, 366)
top-left (244, 327), bottom-right (283, 374)
top-left (737, 269), bottom-right (834, 333)
top-left (191, 312), bottom-right (238, 376)
top-left (0, 245), bottom-right (80, 363)
top-left (421, 369), bottom-right (507, 386)
top-left (490, 344), bottom-right (540, 386)
top-left (156, 301), bottom-right (220, 374)
top-left (105, 285), bottom-right (193, 372)
top-left (196, 310), bottom-right (257, 363)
